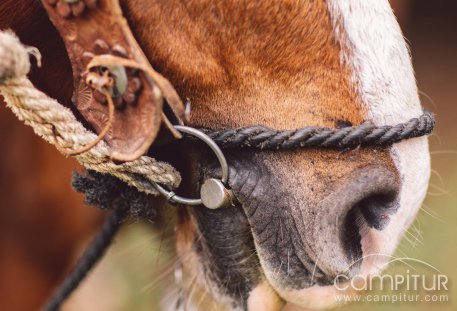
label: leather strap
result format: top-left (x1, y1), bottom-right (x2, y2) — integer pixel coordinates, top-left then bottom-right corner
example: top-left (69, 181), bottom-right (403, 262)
top-left (41, 0), bottom-right (184, 161)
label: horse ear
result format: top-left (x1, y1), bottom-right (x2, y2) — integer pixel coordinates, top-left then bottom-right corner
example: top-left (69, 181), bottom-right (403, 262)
top-left (40, 0), bottom-right (185, 161)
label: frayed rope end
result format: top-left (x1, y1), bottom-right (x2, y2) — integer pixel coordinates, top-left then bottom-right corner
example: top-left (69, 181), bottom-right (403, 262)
top-left (0, 30), bottom-right (42, 82)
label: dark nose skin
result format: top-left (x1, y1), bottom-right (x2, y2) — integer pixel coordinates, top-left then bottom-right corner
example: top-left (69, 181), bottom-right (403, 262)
top-left (193, 150), bottom-right (400, 291)
top-left (312, 166), bottom-right (400, 278)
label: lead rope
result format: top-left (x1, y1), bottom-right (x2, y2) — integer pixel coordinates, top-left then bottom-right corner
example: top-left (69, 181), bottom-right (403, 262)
top-left (42, 208), bottom-right (126, 311)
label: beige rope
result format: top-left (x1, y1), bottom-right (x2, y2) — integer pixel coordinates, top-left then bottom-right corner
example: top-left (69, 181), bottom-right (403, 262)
top-left (0, 31), bottom-right (181, 195)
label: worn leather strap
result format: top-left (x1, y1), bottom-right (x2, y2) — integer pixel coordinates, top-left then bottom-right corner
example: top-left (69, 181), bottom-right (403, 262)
top-left (41, 0), bottom-right (184, 161)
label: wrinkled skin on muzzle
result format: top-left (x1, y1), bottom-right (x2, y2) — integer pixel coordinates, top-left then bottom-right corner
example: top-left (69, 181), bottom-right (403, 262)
top-left (177, 145), bottom-right (401, 310)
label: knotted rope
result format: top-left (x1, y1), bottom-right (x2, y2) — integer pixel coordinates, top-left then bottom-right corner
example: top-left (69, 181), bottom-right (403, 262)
top-left (0, 31), bottom-right (181, 194)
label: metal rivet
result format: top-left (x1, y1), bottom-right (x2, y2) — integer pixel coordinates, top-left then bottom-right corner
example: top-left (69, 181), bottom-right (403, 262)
top-left (201, 178), bottom-right (233, 209)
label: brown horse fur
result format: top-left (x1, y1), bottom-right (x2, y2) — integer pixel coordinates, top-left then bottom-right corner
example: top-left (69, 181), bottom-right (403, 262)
top-left (123, 1), bottom-right (401, 308)
top-left (0, 1), bottom-right (429, 310)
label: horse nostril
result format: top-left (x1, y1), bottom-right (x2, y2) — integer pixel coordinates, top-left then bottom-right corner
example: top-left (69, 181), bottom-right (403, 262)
top-left (342, 206), bottom-right (363, 265)
top-left (338, 168), bottom-right (399, 269)
top-left (355, 190), bottom-right (399, 230)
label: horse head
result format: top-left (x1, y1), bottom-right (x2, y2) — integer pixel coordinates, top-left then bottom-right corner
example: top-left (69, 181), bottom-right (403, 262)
top-left (1, 0), bottom-right (431, 310)
top-left (123, 1), bottom-right (430, 309)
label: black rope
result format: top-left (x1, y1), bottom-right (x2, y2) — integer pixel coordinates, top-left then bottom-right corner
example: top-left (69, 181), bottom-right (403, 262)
top-left (40, 171), bottom-right (156, 311)
top-left (200, 110), bottom-right (435, 150)
top-left (41, 208), bottom-right (125, 311)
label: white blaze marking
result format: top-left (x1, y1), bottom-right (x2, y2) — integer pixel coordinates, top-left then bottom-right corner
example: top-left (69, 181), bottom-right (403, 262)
top-left (326, 0), bottom-right (422, 124)
top-left (326, 0), bottom-right (430, 274)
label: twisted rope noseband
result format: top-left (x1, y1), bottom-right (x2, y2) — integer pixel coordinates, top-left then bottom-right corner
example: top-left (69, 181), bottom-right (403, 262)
top-left (203, 111), bottom-right (435, 150)
top-left (152, 110), bottom-right (435, 207)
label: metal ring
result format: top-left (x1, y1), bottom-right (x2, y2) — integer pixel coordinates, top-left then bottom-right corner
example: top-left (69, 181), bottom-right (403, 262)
top-left (152, 125), bottom-right (228, 206)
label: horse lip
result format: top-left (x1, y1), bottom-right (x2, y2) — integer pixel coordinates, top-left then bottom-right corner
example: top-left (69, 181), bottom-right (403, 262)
top-left (198, 154), bottom-right (400, 300)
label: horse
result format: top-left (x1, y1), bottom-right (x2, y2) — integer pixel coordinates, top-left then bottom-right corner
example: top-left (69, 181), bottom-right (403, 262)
top-left (0, 0), bottom-right (430, 310)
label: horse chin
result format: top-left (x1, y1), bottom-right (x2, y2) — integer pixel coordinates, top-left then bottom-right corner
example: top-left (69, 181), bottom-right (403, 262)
top-left (245, 270), bottom-right (367, 310)
top-left (258, 245), bottom-right (388, 310)
top-left (271, 282), bottom-right (361, 310)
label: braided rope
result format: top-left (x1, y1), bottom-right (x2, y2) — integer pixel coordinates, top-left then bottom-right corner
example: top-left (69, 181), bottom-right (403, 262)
top-left (0, 31), bottom-right (181, 194)
top-left (203, 112), bottom-right (435, 150)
